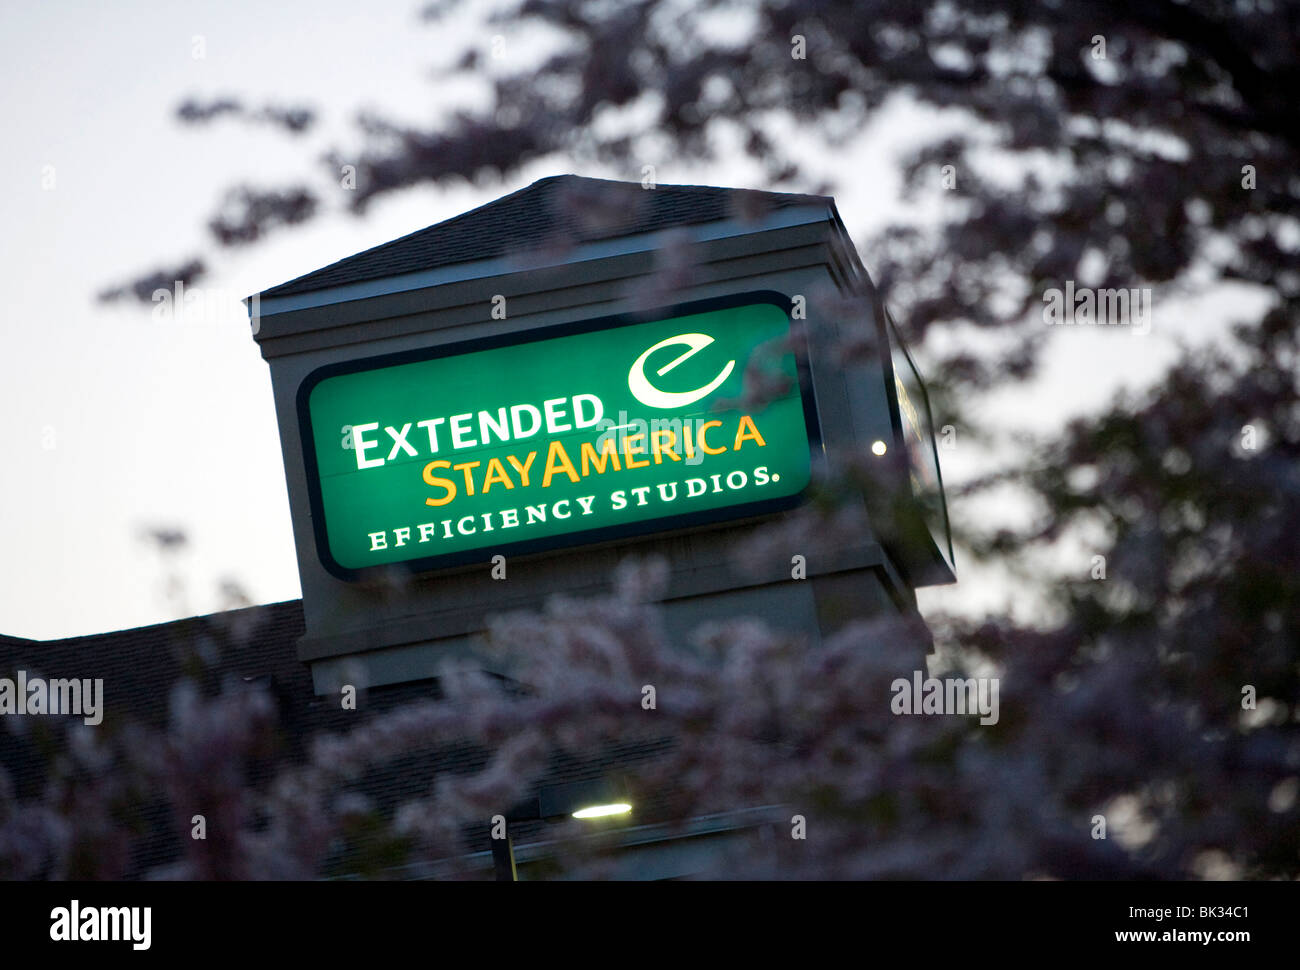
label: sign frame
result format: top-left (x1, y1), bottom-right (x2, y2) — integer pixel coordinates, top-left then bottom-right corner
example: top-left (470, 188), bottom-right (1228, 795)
top-left (883, 309), bottom-right (955, 578)
top-left (295, 290), bottom-right (823, 581)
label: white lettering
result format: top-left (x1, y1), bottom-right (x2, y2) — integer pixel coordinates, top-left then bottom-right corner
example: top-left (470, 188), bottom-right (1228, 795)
top-left (353, 423), bottom-right (385, 469)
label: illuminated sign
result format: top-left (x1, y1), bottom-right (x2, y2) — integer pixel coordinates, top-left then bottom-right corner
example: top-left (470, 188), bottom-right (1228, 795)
top-left (298, 293), bottom-right (818, 578)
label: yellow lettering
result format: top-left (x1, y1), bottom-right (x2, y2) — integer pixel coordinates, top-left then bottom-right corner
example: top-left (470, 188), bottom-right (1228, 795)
top-left (698, 421), bottom-right (726, 455)
top-left (542, 440), bottom-right (581, 487)
top-left (580, 438), bottom-right (622, 476)
top-left (651, 429), bottom-right (680, 464)
top-left (623, 433), bottom-right (650, 470)
top-left (507, 451), bottom-right (537, 487)
top-left (481, 457), bottom-right (514, 493)
top-left (733, 415), bottom-right (766, 450)
top-left (422, 460), bottom-right (457, 507)
top-left (453, 461), bottom-right (481, 497)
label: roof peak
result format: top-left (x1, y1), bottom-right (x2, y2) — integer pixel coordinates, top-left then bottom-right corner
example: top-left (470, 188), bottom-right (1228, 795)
top-left (256, 175), bottom-right (832, 300)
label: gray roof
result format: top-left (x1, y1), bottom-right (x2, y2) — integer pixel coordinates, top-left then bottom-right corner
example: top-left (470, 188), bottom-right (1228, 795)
top-left (0, 601), bottom-right (678, 878)
top-left (258, 174), bottom-right (830, 299)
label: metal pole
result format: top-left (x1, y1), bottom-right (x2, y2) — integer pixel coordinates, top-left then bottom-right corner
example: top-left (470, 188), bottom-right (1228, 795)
top-left (491, 830), bottom-right (517, 881)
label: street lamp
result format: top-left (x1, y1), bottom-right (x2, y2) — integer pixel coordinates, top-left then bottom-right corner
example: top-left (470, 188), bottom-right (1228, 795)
top-left (571, 802), bottom-right (632, 819)
top-left (491, 778), bottom-right (633, 880)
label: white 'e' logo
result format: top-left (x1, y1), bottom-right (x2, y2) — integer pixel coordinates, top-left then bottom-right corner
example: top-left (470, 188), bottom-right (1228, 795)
top-left (628, 333), bottom-right (735, 409)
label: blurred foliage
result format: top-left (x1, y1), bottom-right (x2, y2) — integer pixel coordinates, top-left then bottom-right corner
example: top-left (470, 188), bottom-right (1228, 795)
top-left (25, 0), bottom-right (1299, 877)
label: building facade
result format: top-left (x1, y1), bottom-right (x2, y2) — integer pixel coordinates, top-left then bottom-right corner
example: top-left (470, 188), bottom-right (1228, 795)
top-left (2, 177), bottom-right (953, 879)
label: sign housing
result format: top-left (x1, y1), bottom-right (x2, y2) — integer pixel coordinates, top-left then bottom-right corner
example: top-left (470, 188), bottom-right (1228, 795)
top-left (248, 175), bottom-right (951, 693)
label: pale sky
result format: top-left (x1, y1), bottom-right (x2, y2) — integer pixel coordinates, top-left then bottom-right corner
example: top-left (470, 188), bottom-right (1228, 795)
top-left (0, 0), bottom-right (1270, 639)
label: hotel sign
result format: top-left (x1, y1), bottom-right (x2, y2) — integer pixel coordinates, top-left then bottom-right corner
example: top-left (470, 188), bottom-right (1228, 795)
top-left (298, 293), bottom-right (818, 578)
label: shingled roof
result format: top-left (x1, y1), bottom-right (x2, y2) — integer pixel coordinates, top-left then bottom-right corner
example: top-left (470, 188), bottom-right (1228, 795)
top-left (0, 601), bottom-right (676, 879)
top-left (258, 174), bottom-right (830, 299)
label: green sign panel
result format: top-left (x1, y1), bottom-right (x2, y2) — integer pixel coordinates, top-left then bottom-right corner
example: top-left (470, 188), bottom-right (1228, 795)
top-left (298, 293), bottom-right (817, 578)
